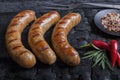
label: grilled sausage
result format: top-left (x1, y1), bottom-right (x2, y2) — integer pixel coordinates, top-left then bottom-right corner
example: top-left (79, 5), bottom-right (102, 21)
top-left (6, 10), bottom-right (36, 68)
top-left (28, 11), bottom-right (60, 64)
top-left (52, 13), bottom-right (81, 66)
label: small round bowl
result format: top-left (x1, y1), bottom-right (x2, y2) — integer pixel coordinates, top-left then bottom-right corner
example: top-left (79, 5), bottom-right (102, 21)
top-left (94, 9), bottom-right (120, 36)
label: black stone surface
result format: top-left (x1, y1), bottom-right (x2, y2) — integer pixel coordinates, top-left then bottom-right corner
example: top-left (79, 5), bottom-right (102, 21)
top-left (0, 0), bottom-right (120, 80)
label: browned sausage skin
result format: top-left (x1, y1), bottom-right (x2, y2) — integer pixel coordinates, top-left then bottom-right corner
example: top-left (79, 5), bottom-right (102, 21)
top-left (52, 13), bottom-right (81, 66)
top-left (28, 11), bottom-right (60, 64)
top-left (6, 10), bottom-right (36, 68)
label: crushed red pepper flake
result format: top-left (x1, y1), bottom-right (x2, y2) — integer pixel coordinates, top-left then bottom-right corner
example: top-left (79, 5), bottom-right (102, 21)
top-left (101, 12), bottom-right (120, 32)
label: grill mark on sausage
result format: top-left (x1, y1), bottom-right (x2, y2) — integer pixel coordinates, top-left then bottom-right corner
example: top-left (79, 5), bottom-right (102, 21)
top-left (15, 15), bottom-right (25, 18)
top-left (23, 10), bottom-right (32, 13)
top-left (62, 45), bottom-right (70, 50)
top-left (63, 17), bottom-right (71, 20)
top-left (8, 39), bottom-right (18, 44)
top-left (56, 27), bottom-right (65, 29)
top-left (36, 46), bottom-right (49, 52)
top-left (7, 30), bottom-right (17, 34)
top-left (9, 23), bottom-right (19, 27)
top-left (58, 40), bottom-right (66, 44)
top-left (59, 21), bottom-right (67, 24)
top-left (55, 32), bottom-right (64, 37)
top-left (70, 50), bottom-right (78, 56)
top-left (32, 27), bottom-right (39, 31)
top-left (54, 33), bottom-right (66, 43)
top-left (41, 17), bottom-right (49, 21)
top-left (35, 20), bottom-right (44, 25)
top-left (32, 33), bottom-right (40, 38)
top-left (42, 16), bottom-right (49, 19)
top-left (34, 40), bottom-right (43, 45)
top-left (40, 46), bottom-right (49, 51)
top-left (12, 45), bottom-right (21, 50)
top-left (64, 45), bottom-right (70, 49)
top-left (62, 46), bottom-right (76, 56)
top-left (19, 50), bottom-right (28, 55)
top-left (69, 13), bottom-right (77, 16)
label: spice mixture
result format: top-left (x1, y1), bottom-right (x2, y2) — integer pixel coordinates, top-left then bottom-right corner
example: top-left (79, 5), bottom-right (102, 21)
top-left (101, 12), bottom-right (120, 32)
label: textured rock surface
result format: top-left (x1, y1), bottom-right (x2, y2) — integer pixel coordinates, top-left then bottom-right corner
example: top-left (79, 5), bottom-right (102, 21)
top-left (0, 0), bottom-right (120, 80)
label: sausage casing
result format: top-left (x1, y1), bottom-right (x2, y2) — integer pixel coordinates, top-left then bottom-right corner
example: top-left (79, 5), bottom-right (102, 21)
top-left (28, 11), bottom-right (60, 64)
top-left (52, 13), bottom-right (81, 66)
top-left (6, 10), bottom-right (36, 68)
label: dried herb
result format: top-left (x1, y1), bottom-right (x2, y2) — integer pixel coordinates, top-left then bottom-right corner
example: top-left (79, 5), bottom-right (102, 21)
top-left (81, 44), bottom-right (113, 70)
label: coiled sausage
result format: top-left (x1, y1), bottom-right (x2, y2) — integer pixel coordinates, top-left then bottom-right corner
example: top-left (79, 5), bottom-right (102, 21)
top-left (6, 10), bottom-right (36, 68)
top-left (52, 13), bottom-right (81, 66)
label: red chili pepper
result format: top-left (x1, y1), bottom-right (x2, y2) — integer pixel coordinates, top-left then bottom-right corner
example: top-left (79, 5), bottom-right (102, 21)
top-left (117, 52), bottom-right (120, 67)
top-left (92, 40), bottom-right (109, 50)
top-left (92, 40), bottom-right (119, 67)
top-left (109, 40), bottom-right (118, 67)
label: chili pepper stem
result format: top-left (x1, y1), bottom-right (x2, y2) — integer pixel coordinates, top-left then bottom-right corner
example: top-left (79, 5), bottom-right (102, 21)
top-left (91, 44), bottom-right (101, 50)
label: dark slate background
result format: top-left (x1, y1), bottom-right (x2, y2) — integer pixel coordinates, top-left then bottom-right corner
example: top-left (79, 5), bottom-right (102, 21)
top-left (0, 0), bottom-right (120, 80)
